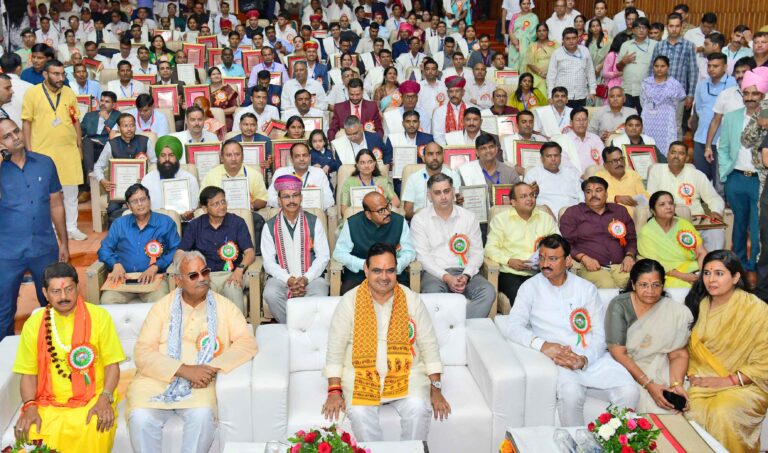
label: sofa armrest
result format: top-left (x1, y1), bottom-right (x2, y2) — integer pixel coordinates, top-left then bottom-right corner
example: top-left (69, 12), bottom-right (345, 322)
top-left (0, 337), bottom-right (22, 434)
top-left (480, 258), bottom-right (500, 317)
top-left (251, 324), bottom-right (290, 442)
top-left (494, 315), bottom-right (559, 426)
top-left (466, 318), bottom-right (526, 448)
top-left (86, 261), bottom-right (108, 305)
top-left (408, 261), bottom-right (422, 293)
top-left (216, 356), bottom-right (254, 443)
top-left (329, 259), bottom-right (343, 296)
top-left (246, 257), bottom-right (263, 325)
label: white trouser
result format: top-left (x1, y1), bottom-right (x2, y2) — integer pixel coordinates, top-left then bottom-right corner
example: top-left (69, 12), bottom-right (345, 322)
top-left (128, 407), bottom-right (216, 453)
top-left (557, 380), bottom-right (640, 426)
top-left (61, 185), bottom-right (79, 232)
top-left (701, 229), bottom-right (725, 252)
top-left (346, 396), bottom-right (432, 442)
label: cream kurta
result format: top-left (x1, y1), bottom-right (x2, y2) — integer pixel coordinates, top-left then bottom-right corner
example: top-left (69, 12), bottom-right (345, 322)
top-left (126, 291), bottom-right (257, 414)
top-left (324, 284), bottom-right (443, 404)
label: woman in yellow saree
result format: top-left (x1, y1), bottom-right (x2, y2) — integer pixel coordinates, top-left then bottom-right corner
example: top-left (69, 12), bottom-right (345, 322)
top-left (685, 250), bottom-right (768, 453)
top-left (638, 191), bottom-right (707, 288)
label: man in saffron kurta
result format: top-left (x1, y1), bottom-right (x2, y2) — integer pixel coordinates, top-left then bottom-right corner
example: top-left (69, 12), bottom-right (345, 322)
top-left (322, 243), bottom-right (450, 442)
top-left (126, 251), bottom-right (257, 453)
top-left (13, 262), bottom-right (125, 453)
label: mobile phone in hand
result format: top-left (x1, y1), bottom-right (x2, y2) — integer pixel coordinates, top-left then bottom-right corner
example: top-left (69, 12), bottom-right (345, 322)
top-left (663, 389), bottom-right (687, 411)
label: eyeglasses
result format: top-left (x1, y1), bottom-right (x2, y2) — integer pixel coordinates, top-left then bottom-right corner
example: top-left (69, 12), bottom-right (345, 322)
top-left (128, 196), bottom-right (149, 206)
top-left (208, 198), bottom-right (228, 208)
top-left (606, 158), bottom-right (624, 165)
top-left (365, 203), bottom-right (391, 215)
top-left (186, 268), bottom-right (211, 281)
top-left (636, 282), bottom-right (663, 290)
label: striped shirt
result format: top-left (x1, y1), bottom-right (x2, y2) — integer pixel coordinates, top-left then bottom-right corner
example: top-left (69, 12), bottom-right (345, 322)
top-left (649, 38), bottom-right (698, 96)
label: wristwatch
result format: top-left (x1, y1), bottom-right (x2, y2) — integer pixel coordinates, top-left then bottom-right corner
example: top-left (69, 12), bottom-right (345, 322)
top-left (237, 264), bottom-right (246, 270)
top-left (430, 380), bottom-right (442, 391)
top-left (100, 391), bottom-right (114, 404)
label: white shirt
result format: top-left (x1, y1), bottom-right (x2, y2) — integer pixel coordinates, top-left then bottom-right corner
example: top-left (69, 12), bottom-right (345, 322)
top-left (141, 168), bottom-right (200, 213)
top-left (280, 78), bottom-right (328, 111)
top-left (734, 111), bottom-right (758, 172)
top-left (261, 211), bottom-right (330, 283)
top-left (327, 84), bottom-right (349, 106)
top-left (401, 167), bottom-right (460, 212)
top-left (410, 205), bottom-right (484, 278)
top-left (326, 3), bottom-right (354, 22)
top-left (109, 52), bottom-right (139, 70)
top-left (280, 107), bottom-right (325, 122)
top-left (232, 104), bottom-right (280, 134)
top-left (7, 74), bottom-right (32, 128)
top-left (267, 166), bottom-right (335, 208)
top-left (94, 136), bottom-right (156, 181)
top-left (613, 9), bottom-right (646, 33)
top-left (35, 29), bottom-right (60, 48)
top-left (107, 80), bottom-right (147, 99)
top-left (502, 272), bottom-right (634, 388)
top-left (646, 164), bottom-right (724, 216)
top-left (545, 14), bottom-right (574, 45)
top-left (684, 27), bottom-right (718, 50)
top-left (464, 78), bottom-right (496, 110)
top-left (135, 63), bottom-right (157, 75)
top-left (418, 79), bottom-right (448, 121)
top-left (127, 108), bottom-right (170, 137)
top-left (598, 17), bottom-right (618, 38)
top-left (712, 86), bottom-right (744, 115)
top-left (169, 130), bottom-right (220, 164)
top-left (533, 105), bottom-right (572, 138)
top-left (523, 166), bottom-right (584, 218)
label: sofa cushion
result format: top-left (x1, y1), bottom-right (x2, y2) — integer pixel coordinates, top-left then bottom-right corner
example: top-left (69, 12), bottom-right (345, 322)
top-left (419, 294), bottom-right (467, 367)
top-left (287, 297), bottom-right (340, 373)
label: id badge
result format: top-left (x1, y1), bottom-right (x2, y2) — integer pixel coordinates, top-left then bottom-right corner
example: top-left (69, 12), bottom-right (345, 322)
top-left (52, 118), bottom-right (61, 127)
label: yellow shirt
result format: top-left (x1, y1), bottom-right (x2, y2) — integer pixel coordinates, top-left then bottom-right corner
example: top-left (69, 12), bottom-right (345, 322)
top-left (13, 303), bottom-right (126, 402)
top-left (126, 291), bottom-right (258, 414)
top-left (485, 207), bottom-right (559, 276)
top-left (199, 164), bottom-right (269, 203)
top-left (21, 83), bottom-right (82, 185)
top-left (595, 168), bottom-right (649, 217)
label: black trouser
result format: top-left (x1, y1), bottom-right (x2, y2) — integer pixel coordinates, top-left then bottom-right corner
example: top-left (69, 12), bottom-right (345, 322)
top-left (498, 272), bottom-right (532, 308)
top-left (755, 163), bottom-right (768, 301)
top-left (81, 139), bottom-right (105, 192)
top-left (624, 95), bottom-right (642, 115)
top-left (567, 98), bottom-right (587, 109)
top-left (252, 212), bottom-right (265, 255)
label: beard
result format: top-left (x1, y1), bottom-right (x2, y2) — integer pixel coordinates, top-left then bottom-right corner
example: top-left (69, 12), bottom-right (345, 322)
top-left (158, 160), bottom-right (180, 179)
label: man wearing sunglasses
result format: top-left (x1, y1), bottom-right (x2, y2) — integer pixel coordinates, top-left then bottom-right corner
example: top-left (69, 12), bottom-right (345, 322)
top-left (175, 186), bottom-right (256, 314)
top-left (261, 174), bottom-right (330, 323)
top-left (333, 192), bottom-right (416, 295)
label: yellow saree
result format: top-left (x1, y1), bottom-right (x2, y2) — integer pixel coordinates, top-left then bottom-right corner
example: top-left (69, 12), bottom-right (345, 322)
top-left (638, 217), bottom-right (702, 288)
top-left (686, 290), bottom-right (768, 453)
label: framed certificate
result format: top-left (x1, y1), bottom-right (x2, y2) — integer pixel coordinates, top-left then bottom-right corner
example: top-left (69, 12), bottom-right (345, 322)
top-left (207, 47), bottom-right (223, 67)
top-left (109, 159), bottom-right (146, 200)
top-left (622, 144), bottom-right (658, 180)
top-left (351, 186), bottom-right (377, 208)
top-left (223, 77), bottom-right (246, 104)
top-left (153, 29), bottom-right (175, 41)
top-left (196, 34), bottom-right (218, 49)
top-left (286, 55), bottom-right (307, 78)
top-left (176, 63), bottom-right (197, 85)
top-left (182, 43), bottom-right (206, 68)
top-left (301, 187), bottom-right (323, 210)
top-left (185, 143), bottom-right (221, 181)
top-left (513, 140), bottom-right (544, 169)
top-left (151, 84), bottom-right (179, 115)
top-left (491, 184), bottom-right (514, 206)
top-left (242, 49), bottom-right (263, 74)
top-left (460, 185), bottom-right (489, 223)
top-left (311, 30), bottom-right (328, 39)
top-left (333, 54), bottom-right (358, 68)
top-left (183, 84), bottom-right (211, 108)
top-left (272, 139), bottom-right (304, 170)
top-left (82, 57), bottom-right (103, 73)
top-left (269, 71), bottom-right (282, 86)
top-left (76, 95), bottom-right (93, 112)
top-left (443, 147), bottom-right (477, 171)
top-left (392, 146), bottom-right (417, 179)
top-left (161, 178), bottom-right (191, 213)
top-left (241, 141), bottom-right (267, 173)
top-left (264, 119), bottom-right (287, 135)
top-left (133, 74), bottom-right (156, 86)
top-left (221, 177), bottom-right (250, 210)
top-left (301, 116), bottom-right (324, 133)
top-left (495, 70), bottom-right (519, 86)
top-left (496, 115), bottom-right (518, 136)
top-left (115, 98), bottom-right (137, 111)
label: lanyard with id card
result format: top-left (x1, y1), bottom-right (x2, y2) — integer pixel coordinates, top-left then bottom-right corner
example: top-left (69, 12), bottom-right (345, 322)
top-left (43, 84), bottom-right (62, 127)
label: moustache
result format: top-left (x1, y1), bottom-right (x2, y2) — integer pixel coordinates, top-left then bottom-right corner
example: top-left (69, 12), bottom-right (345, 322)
top-left (541, 267), bottom-right (552, 272)
top-left (590, 197), bottom-right (600, 201)
top-left (287, 203), bottom-right (298, 208)
top-left (194, 280), bottom-right (210, 288)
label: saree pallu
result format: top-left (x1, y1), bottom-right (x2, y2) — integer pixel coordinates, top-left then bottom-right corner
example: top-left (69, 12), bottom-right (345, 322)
top-left (687, 290), bottom-right (768, 453)
top-left (625, 297), bottom-right (691, 413)
top-left (507, 13), bottom-right (539, 72)
top-left (638, 217), bottom-right (701, 288)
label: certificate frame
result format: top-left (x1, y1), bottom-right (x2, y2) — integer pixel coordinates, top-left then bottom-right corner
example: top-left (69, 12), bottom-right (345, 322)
top-left (272, 139), bottom-right (304, 170)
top-left (351, 186), bottom-right (377, 208)
top-left (221, 177), bottom-right (250, 210)
top-left (301, 187), bottom-right (323, 210)
top-left (392, 146), bottom-right (417, 179)
top-left (150, 84), bottom-right (180, 115)
top-left (161, 178), bottom-right (191, 213)
top-left (76, 95), bottom-right (93, 112)
top-left (115, 98), bottom-right (137, 111)
top-left (183, 84), bottom-right (211, 108)
top-left (301, 116), bottom-right (324, 133)
top-left (443, 146), bottom-right (477, 171)
top-left (286, 55), bottom-right (307, 78)
top-left (242, 49), bottom-right (263, 74)
top-left (153, 29), bottom-right (174, 41)
top-left (109, 159), bottom-right (146, 201)
top-left (622, 144), bottom-right (658, 180)
top-left (185, 142), bottom-right (222, 163)
top-left (333, 53), bottom-right (358, 68)
top-left (513, 140), bottom-right (544, 169)
top-left (241, 141), bottom-right (267, 174)
top-left (223, 77), bottom-right (246, 105)
top-left (496, 115), bottom-right (518, 136)
top-left (264, 119), bottom-right (287, 135)
top-left (82, 57), bottom-right (103, 73)
top-left (311, 30), bottom-right (328, 39)
top-left (491, 184), bottom-right (514, 207)
top-left (133, 74), bottom-right (156, 86)
top-left (176, 63), bottom-right (197, 85)
top-left (207, 47), bottom-right (224, 68)
top-left (495, 70), bottom-right (520, 86)
top-left (269, 71), bottom-right (282, 86)
top-left (185, 143), bottom-right (221, 182)
top-left (196, 34), bottom-right (218, 49)
top-left (460, 184), bottom-right (489, 223)
top-left (182, 43), bottom-right (206, 69)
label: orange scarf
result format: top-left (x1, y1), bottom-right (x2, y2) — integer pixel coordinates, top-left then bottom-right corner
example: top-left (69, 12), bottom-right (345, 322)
top-left (351, 280), bottom-right (411, 406)
top-left (36, 297), bottom-right (96, 407)
top-left (445, 102), bottom-right (465, 133)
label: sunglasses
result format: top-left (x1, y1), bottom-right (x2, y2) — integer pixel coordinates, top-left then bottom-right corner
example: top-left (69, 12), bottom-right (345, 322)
top-left (186, 268), bottom-right (211, 281)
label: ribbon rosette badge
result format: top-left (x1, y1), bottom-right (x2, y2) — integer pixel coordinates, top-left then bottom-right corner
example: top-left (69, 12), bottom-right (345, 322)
top-left (364, 120), bottom-right (376, 132)
top-left (678, 183), bottom-right (695, 206)
top-left (408, 318), bottom-right (417, 357)
top-left (196, 333), bottom-right (222, 357)
top-left (145, 239), bottom-right (164, 266)
top-left (569, 308), bottom-right (591, 347)
top-left (449, 233), bottom-right (470, 265)
top-left (608, 219), bottom-right (627, 247)
top-left (677, 230), bottom-right (697, 251)
top-left (68, 343), bottom-right (97, 384)
top-left (218, 241), bottom-right (240, 271)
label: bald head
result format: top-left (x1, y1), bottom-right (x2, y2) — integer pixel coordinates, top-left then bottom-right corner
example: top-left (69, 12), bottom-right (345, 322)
top-left (363, 192), bottom-right (391, 226)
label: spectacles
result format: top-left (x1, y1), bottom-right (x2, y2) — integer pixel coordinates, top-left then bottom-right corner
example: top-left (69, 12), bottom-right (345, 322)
top-left (635, 282), bottom-right (663, 290)
top-left (128, 196), bottom-right (149, 206)
top-left (208, 198), bottom-right (228, 208)
top-left (186, 268), bottom-right (211, 281)
top-left (606, 158), bottom-right (624, 165)
top-left (366, 203), bottom-right (391, 215)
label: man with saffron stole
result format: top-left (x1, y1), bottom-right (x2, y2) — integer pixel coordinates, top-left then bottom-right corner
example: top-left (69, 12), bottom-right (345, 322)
top-left (322, 243), bottom-right (451, 442)
top-left (13, 262), bottom-right (125, 453)
top-left (126, 250), bottom-right (257, 453)
top-left (261, 175), bottom-right (330, 324)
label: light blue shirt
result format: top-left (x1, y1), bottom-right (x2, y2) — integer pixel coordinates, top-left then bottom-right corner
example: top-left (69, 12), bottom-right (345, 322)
top-left (693, 74), bottom-right (737, 144)
top-left (127, 108), bottom-right (170, 137)
top-left (218, 63), bottom-right (246, 77)
top-left (333, 218), bottom-right (416, 274)
top-left (71, 79), bottom-right (102, 100)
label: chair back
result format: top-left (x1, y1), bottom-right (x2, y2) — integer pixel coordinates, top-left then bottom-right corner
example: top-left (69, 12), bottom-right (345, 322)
top-left (335, 164), bottom-right (356, 208)
top-left (633, 205), bottom-right (692, 231)
top-left (181, 163), bottom-right (199, 181)
top-left (211, 107), bottom-right (227, 126)
top-left (224, 130), bottom-right (239, 140)
top-left (401, 164), bottom-right (425, 193)
top-left (100, 304), bottom-right (153, 367)
top-left (99, 68), bottom-right (119, 84)
top-left (157, 108), bottom-right (177, 133)
top-left (582, 164), bottom-right (599, 179)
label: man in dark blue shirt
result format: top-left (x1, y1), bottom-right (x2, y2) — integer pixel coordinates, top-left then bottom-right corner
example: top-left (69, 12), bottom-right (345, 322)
top-left (20, 43), bottom-right (69, 86)
top-left (176, 186), bottom-right (256, 313)
top-left (0, 118), bottom-right (68, 340)
top-left (97, 183), bottom-right (180, 304)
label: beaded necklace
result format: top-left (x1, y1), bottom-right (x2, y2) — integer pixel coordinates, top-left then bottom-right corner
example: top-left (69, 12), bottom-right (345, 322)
top-left (44, 305), bottom-right (72, 380)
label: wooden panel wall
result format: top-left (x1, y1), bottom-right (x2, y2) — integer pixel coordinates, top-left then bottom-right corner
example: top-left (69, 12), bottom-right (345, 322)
top-left (488, 1), bottom-right (768, 37)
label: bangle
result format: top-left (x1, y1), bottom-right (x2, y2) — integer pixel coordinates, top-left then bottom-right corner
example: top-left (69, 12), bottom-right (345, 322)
top-left (737, 371), bottom-right (745, 387)
top-left (20, 400), bottom-right (37, 414)
top-left (327, 385), bottom-right (342, 392)
top-left (729, 375), bottom-right (738, 386)
top-left (637, 374), bottom-right (649, 385)
top-left (642, 379), bottom-right (653, 389)
top-left (328, 389), bottom-right (343, 396)
top-left (670, 381), bottom-right (682, 388)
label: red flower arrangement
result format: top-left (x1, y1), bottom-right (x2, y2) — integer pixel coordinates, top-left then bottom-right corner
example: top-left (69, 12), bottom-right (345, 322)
top-left (588, 406), bottom-right (660, 453)
top-left (2, 439), bottom-right (58, 453)
top-left (288, 425), bottom-right (370, 453)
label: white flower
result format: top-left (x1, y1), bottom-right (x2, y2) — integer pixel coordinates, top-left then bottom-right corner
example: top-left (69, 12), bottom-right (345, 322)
top-left (626, 411), bottom-right (638, 419)
top-left (598, 424), bottom-right (616, 441)
top-left (609, 417), bottom-right (622, 430)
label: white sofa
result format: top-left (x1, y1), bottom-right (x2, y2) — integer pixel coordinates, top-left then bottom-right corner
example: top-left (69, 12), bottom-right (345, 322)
top-left (0, 303), bottom-right (255, 453)
top-left (251, 294), bottom-right (525, 453)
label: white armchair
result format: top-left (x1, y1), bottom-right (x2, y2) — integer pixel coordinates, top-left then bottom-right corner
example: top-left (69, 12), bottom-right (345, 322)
top-left (0, 303), bottom-right (254, 453)
top-left (250, 293), bottom-right (525, 452)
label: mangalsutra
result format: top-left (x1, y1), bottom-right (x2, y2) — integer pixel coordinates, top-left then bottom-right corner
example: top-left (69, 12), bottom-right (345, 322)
top-left (44, 306), bottom-right (72, 381)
